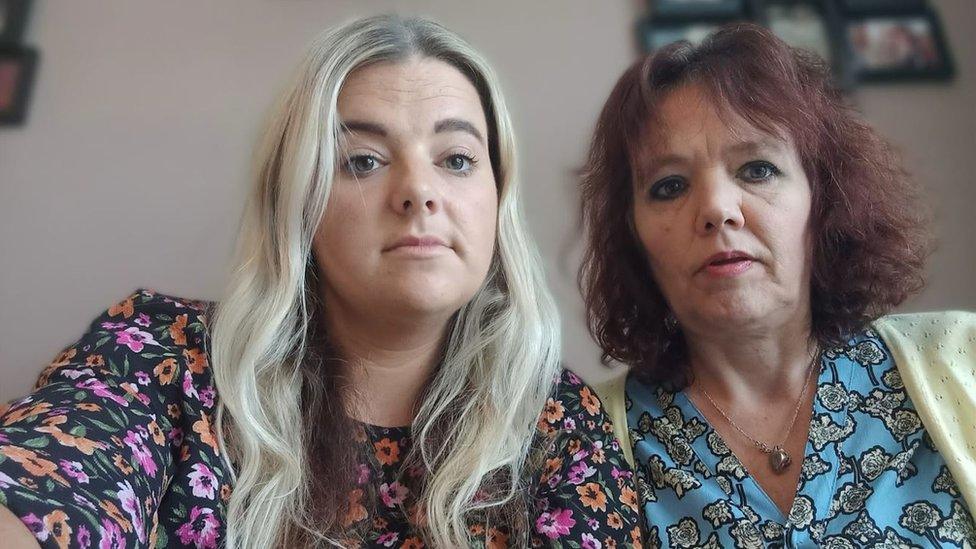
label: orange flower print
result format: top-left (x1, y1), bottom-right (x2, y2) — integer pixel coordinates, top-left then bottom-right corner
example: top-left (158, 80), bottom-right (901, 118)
top-left (543, 397), bottom-right (565, 424)
top-left (167, 403), bottom-right (182, 419)
top-left (374, 437), bottom-right (400, 466)
top-left (18, 476), bottom-right (38, 490)
top-left (592, 447), bottom-right (606, 464)
top-left (620, 485), bottom-right (639, 512)
top-left (580, 386), bottom-right (601, 416)
top-left (148, 420), bottom-right (166, 446)
top-left (604, 538), bottom-right (618, 549)
top-left (153, 358), bottom-right (178, 385)
top-left (469, 523), bottom-right (485, 536)
top-left (401, 537), bottom-right (424, 548)
top-left (50, 348), bottom-right (77, 368)
top-left (42, 509), bottom-right (72, 549)
top-left (0, 445), bottom-right (68, 486)
top-left (607, 511), bottom-right (624, 530)
top-left (99, 499), bottom-right (133, 532)
top-left (113, 453), bottom-right (134, 475)
top-left (108, 296), bottom-right (135, 318)
top-left (85, 354), bottom-right (105, 367)
top-left (77, 402), bottom-right (102, 412)
top-left (193, 413), bottom-right (219, 452)
top-left (630, 526), bottom-right (643, 548)
top-left (169, 313), bottom-right (188, 346)
top-left (36, 415), bottom-right (106, 456)
top-left (183, 348), bottom-right (209, 374)
top-left (567, 438), bottom-right (583, 456)
top-left (220, 483), bottom-right (232, 502)
top-left (486, 527), bottom-right (509, 549)
top-left (341, 488), bottom-right (368, 527)
top-left (577, 482), bottom-right (608, 512)
top-left (2, 401), bottom-right (52, 426)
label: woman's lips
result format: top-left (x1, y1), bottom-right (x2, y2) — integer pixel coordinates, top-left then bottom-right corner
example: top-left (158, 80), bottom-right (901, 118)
top-left (700, 251), bottom-right (755, 277)
top-left (384, 235), bottom-right (451, 258)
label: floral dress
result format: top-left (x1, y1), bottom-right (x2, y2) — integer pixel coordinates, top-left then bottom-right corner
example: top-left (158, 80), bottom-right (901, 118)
top-left (0, 290), bottom-right (643, 548)
top-left (626, 328), bottom-right (976, 548)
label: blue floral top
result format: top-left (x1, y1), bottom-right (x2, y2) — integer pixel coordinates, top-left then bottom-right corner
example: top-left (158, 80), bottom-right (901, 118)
top-left (626, 327), bottom-right (975, 548)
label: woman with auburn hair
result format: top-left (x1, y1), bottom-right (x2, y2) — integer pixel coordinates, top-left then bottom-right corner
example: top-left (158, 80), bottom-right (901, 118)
top-left (582, 23), bottom-right (975, 547)
top-left (0, 15), bottom-right (642, 548)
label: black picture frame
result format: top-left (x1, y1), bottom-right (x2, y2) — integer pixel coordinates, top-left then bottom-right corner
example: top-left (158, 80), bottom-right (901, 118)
top-left (639, 18), bottom-right (723, 52)
top-left (0, 0), bottom-right (32, 44)
top-left (843, 9), bottom-right (954, 83)
top-left (836, 0), bottom-right (926, 16)
top-left (650, 0), bottom-right (746, 21)
top-left (0, 46), bottom-right (37, 125)
top-left (760, 0), bottom-right (854, 88)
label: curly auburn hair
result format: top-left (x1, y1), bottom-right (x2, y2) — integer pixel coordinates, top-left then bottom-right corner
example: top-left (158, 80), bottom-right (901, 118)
top-left (579, 23), bottom-right (931, 388)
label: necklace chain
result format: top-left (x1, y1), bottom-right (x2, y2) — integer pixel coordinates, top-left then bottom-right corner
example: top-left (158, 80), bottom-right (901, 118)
top-left (696, 349), bottom-right (820, 456)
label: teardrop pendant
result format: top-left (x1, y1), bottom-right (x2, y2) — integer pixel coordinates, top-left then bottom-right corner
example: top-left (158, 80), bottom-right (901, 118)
top-left (769, 447), bottom-right (791, 473)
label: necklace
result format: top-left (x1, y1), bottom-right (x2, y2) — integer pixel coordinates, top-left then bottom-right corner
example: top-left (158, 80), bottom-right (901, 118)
top-left (695, 349), bottom-right (820, 474)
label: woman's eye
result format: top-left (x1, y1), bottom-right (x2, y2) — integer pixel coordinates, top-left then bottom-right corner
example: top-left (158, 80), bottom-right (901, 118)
top-left (739, 161), bottom-right (780, 182)
top-left (649, 177), bottom-right (687, 200)
top-left (442, 153), bottom-right (475, 173)
top-left (346, 155), bottom-right (380, 175)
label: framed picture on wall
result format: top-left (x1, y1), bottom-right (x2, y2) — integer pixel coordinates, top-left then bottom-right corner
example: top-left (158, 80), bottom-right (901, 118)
top-left (0, 46), bottom-right (37, 125)
top-left (0, 0), bottom-right (32, 44)
top-left (844, 10), bottom-right (954, 82)
top-left (650, 0), bottom-right (745, 20)
top-left (836, 0), bottom-right (926, 15)
top-left (763, 0), bottom-right (834, 63)
top-left (640, 20), bottom-right (721, 51)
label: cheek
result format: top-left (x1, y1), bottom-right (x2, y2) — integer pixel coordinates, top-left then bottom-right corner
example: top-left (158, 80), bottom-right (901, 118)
top-left (313, 187), bottom-right (374, 270)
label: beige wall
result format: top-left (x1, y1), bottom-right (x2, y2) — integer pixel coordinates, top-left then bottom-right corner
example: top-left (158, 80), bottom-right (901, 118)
top-left (1, 0), bottom-right (973, 403)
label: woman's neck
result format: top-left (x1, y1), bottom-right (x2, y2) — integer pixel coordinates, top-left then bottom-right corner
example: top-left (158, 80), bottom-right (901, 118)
top-left (683, 313), bottom-right (817, 401)
top-left (324, 301), bottom-right (450, 428)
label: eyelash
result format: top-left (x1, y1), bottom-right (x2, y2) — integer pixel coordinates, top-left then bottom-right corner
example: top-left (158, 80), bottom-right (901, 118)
top-left (341, 152), bottom-right (480, 177)
top-left (646, 160), bottom-right (783, 201)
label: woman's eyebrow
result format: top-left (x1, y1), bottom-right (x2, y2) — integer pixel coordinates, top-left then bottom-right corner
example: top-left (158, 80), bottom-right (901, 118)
top-left (434, 118), bottom-right (484, 145)
top-left (341, 120), bottom-right (387, 137)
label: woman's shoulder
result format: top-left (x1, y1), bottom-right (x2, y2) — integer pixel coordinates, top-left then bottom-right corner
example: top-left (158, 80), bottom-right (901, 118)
top-left (536, 368), bottom-right (617, 439)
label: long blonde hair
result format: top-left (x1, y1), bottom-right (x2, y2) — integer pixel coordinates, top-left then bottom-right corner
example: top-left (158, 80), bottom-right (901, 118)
top-left (210, 15), bottom-right (561, 547)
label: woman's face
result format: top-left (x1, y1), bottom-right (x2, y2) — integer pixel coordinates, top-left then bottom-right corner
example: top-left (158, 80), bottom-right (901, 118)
top-left (313, 58), bottom-right (498, 323)
top-left (631, 84), bottom-right (813, 334)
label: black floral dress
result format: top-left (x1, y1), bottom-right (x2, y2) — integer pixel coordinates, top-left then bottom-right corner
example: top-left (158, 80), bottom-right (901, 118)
top-left (626, 328), bottom-right (976, 548)
top-left (0, 290), bottom-right (643, 548)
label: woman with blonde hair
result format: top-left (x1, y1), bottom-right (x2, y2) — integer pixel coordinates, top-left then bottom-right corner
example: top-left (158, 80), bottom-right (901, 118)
top-left (0, 15), bottom-right (641, 548)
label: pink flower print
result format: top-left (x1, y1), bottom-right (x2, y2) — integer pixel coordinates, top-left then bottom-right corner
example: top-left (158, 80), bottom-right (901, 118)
top-left (135, 371), bottom-right (150, 385)
top-left (77, 525), bottom-right (92, 548)
top-left (566, 371), bottom-right (582, 385)
top-left (20, 513), bottom-right (48, 542)
top-left (61, 368), bottom-right (95, 380)
top-left (562, 417), bottom-right (577, 430)
top-left (199, 385), bottom-right (216, 408)
top-left (123, 429), bottom-right (158, 478)
top-left (118, 480), bottom-right (146, 543)
top-left (98, 517), bottom-right (124, 549)
top-left (0, 432), bottom-right (9, 444)
top-left (355, 463), bottom-right (370, 484)
top-left (379, 481), bottom-right (409, 508)
top-left (101, 322), bottom-right (127, 330)
top-left (76, 379), bottom-right (129, 407)
top-left (377, 532), bottom-right (399, 546)
top-left (535, 508), bottom-right (576, 540)
top-left (0, 471), bottom-right (20, 489)
top-left (182, 369), bottom-right (199, 400)
top-left (60, 460), bottom-right (90, 483)
top-left (611, 466), bottom-right (633, 480)
top-left (73, 492), bottom-right (98, 511)
top-left (581, 533), bottom-right (602, 549)
top-left (135, 313), bottom-right (151, 327)
top-left (115, 327), bottom-right (158, 353)
top-left (188, 463), bottom-right (217, 499)
top-left (175, 506), bottom-right (221, 549)
top-left (568, 461), bottom-right (596, 485)
top-left (587, 517), bottom-right (600, 530)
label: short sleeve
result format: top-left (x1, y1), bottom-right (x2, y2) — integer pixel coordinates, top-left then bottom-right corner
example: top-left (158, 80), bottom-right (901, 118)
top-left (531, 370), bottom-right (644, 548)
top-left (0, 289), bottom-right (220, 548)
